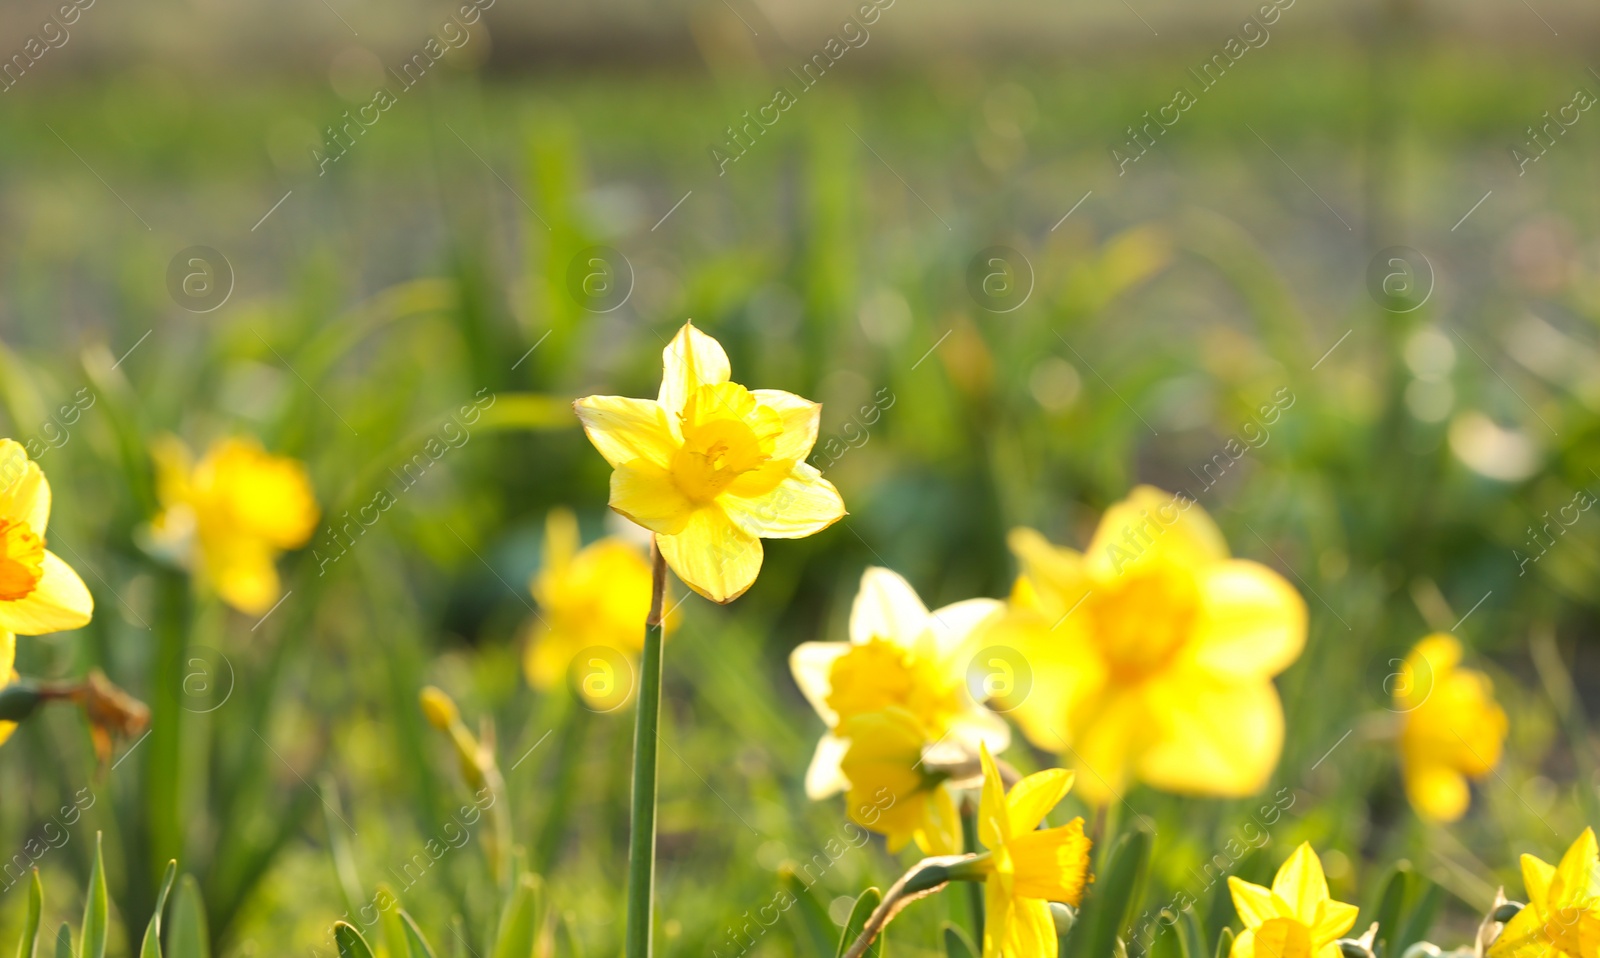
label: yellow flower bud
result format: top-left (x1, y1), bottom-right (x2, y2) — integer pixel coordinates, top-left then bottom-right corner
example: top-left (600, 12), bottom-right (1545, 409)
top-left (419, 686), bottom-right (460, 731)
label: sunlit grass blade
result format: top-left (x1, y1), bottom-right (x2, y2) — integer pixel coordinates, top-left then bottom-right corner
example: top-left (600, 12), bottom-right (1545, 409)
top-left (1395, 880), bottom-right (1444, 956)
top-left (1177, 907), bottom-right (1207, 958)
top-left (778, 866), bottom-right (836, 958)
top-left (398, 912), bottom-right (438, 958)
top-left (140, 862), bottom-right (178, 958)
top-left (15, 870), bottom-right (41, 958)
top-left (334, 922), bottom-right (377, 958)
top-left (321, 774), bottom-right (365, 918)
top-left (52, 926), bottom-right (69, 958)
top-left (79, 833), bottom-right (108, 958)
top-left (169, 876), bottom-right (210, 958)
top-left (1371, 863), bottom-right (1412, 958)
top-left (492, 873), bottom-right (542, 958)
top-left (836, 888), bottom-right (883, 958)
top-left (1213, 927), bottom-right (1234, 958)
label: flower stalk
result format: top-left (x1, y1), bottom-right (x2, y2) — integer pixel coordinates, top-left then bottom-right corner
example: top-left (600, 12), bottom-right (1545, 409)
top-left (841, 856), bottom-right (968, 958)
top-left (625, 542), bottom-right (668, 958)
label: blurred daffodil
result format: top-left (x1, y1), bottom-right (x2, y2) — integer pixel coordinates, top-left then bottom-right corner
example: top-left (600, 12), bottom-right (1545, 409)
top-left (836, 706), bottom-right (962, 855)
top-left (968, 742), bottom-right (1091, 958)
top-left (992, 486), bottom-right (1305, 803)
top-left (1489, 828), bottom-right (1600, 958)
top-left (1394, 633), bottom-right (1508, 822)
top-left (147, 436), bottom-right (319, 615)
top-left (574, 322), bottom-right (845, 603)
top-left (0, 440), bottom-right (93, 637)
top-left (1228, 842), bottom-right (1358, 958)
top-left (0, 632), bottom-right (16, 747)
top-left (522, 509), bottom-right (678, 708)
top-left (790, 566), bottom-right (1009, 803)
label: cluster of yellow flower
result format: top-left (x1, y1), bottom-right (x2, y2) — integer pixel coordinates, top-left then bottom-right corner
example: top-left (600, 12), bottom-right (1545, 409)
top-left (554, 321), bottom-right (1527, 958)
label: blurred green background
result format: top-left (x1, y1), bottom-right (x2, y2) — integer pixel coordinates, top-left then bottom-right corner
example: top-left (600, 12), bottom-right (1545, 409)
top-left (3, 0), bottom-right (1600, 954)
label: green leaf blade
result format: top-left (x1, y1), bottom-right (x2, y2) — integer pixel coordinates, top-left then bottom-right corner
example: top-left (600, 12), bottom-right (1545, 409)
top-left (79, 833), bottom-right (108, 958)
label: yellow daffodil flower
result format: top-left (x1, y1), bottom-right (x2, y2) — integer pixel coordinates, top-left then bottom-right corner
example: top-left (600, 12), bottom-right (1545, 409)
top-left (574, 322), bottom-right (845, 603)
top-left (971, 741), bottom-right (1091, 958)
top-left (990, 486), bottom-right (1305, 802)
top-left (147, 435), bottom-right (318, 616)
top-left (0, 631), bottom-right (16, 747)
top-left (522, 509), bottom-right (678, 708)
top-left (836, 706), bottom-right (962, 855)
top-left (790, 566), bottom-right (1009, 802)
top-left (1228, 843), bottom-right (1358, 958)
top-left (1489, 828), bottom-right (1600, 958)
top-left (1394, 633), bottom-right (1508, 822)
top-left (0, 440), bottom-right (93, 637)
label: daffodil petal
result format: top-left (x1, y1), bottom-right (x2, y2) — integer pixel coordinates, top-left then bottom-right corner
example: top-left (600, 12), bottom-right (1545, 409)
top-left (1487, 900), bottom-right (1550, 958)
top-left (1137, 673), bottom-right (1283, 798)
top-left (0, 551), bottom-right (92, 634)
top-left (947, 709), bottom-right (1013, 761)
top-left (977, 742), bottom-right (1010, 851)
top-left (850, 566), bottom-right (930, 647)
top-left (1270, 843), bottom-right (1330, 922)
top-left (1311, 899), bottom-right (1359, 945)
top-left (983, 878), bottom-right (1013, 958)
top-left (609, 460), bottom-right (694, 535)
top-left (0, 442), bottom-right (50, 534)
top-left (575, 396), bottom-right (678, 470)
top-left (1007, 528), bottom-right (1089, 620)
top-left (1520, 853), bottom-right (1556, 914)
top-left (656, 505), bottom-right (761, 603)
top-left (804, 732), bottom-right (851, 799)
top-left (1230, 928), bottom-right (1258, 958)
top-left (540, 508), bottom-right (581, 582)
top-left (750, 389), bottom-right (822, 462)
top-left (720, 465), bottom-right (844, 539)
top-left (1083, 485), bottom-right (1228, 580)
top-left (915, 783), bottom-right (963, 856)
top-left (1230, 877), bottom-right (1279, 928)
top-left (1188, 560), bottom-right (1306, 680)
top-left (1552, 827), bottom-right (1599, 905)
top-left (1401, 761), bottom-right (1470, 822)
top-left (923, 597), bottom-right (1005, 662)
top-left (1059, 686), bottom-right (1143, 804)
top-left (211, 547), bottom-right (282, 617)
top-left (1010, 900), bottom-right (1058, 958)
top-left (790, 641), bottom-right (849, 726)
top-left (1005, 768), bottom-right (1074, 835)
top-left (657, 322), bottom-right (731, 420)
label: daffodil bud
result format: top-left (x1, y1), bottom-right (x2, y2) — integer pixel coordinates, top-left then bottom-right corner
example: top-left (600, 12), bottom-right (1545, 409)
top-left (0, 680), bottom-right (45, 722)
top-left (419, 686), bottom-right (460, 731)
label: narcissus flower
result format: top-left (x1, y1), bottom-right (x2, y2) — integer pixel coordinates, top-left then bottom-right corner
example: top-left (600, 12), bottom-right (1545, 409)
top-left (990, 486), bottom-right (1305, 802)
top-left (574, 322), bottom-right (845, 603)
top-left (522, 509), bottom-right (678, 708)
top-left (147, 435), bottom-right (319, 615)
top-left (790, 567), bottom-right (1009, 803)
top-left (0, 440), bottom-right (93, 637)
top-left (836, 706), bottom-right (962, 855)
top-left (969, 742), bottom-right (1091, 958)
top-left (1228, 843), bottom-right (1358, 958)
top-left (1489, 828), bottom-right (1600, 958)
top-left (1394, 633), bottom-right (1507, 822)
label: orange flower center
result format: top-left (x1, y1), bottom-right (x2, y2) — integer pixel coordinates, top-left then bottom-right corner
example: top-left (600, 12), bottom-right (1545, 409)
top-left (0, 520), bottom-right (45, 602)
top-left (1087, 569), bottom-right (1197, 684)
top-left (1253, 918), bottom-right (1313, 958)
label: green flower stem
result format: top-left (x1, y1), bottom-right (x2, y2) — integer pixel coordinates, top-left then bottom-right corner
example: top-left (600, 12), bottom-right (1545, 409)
top-left (841, 857), bottom-right (971, 958)
top-left (625, 543), bottom-right (668, 958)
top-left (961, 798), bottom-right (985, 945)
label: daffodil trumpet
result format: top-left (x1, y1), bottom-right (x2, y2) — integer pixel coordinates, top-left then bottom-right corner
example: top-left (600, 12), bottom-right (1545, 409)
top-left (625, 543), bottom-right (668, 958)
